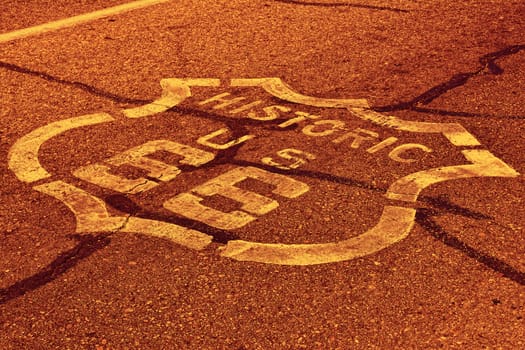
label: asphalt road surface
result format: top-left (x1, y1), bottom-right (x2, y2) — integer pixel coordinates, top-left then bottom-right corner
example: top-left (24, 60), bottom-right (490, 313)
top-left (1, 1), bottom-right (524, 349)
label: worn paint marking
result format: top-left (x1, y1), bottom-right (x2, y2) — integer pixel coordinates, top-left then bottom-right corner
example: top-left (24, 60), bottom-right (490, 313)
top-left (8, 113), bottom-right (114, 183)
top-left (0, 0), bottom-right (172, 43)
top-left (220, 206), bottom-right (415, 265)
top-left (123, 78), bottom-right (220, 118)
top-left (34, 180), bottom-right (212, 250)
top-left (387, 149), bottom-right (520, 202)
top-left (348, 107), bottom-right (481, 147)
top-left (8, 77), bottom-right (522, 266)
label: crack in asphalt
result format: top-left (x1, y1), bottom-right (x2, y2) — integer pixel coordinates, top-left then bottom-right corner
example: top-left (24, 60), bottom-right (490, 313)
top-left (376, 44), bottom-right (525, 113)
top-left (104, 194), bottom-right (239, 244)
top-left (2, 46), bottom-right (523, 119)
top-left (0, 215), bottom-right (133, 305)
top-left (405, 106), bottom-right (525, 120)
top-left (0, 60), bottom-right (148, 105)
top-left (416, 209), bottom-right (525, 286)
top-left (272, 0), bottom-right (409, 12)
top-left (125, 179), bottom-right (153, 193)
top-left (0, 233), bottom-right (111, 305)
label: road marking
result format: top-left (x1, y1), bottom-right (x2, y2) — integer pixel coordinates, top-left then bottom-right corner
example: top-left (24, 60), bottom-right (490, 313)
top-left (386, 149), bottom-right (520, 202)
top-left (261, 148), bottom-right (316, 170)
top-left (0, 0), bottom-right (172, 44)
top-left (8, 77), bottom-right (521, 265)
top-left (73, 140), bottom-right (215, 194)
top-left (197, 128), bottom-right (255, 150)
top-left (219, 206), bottom-right (416, 265)
top-left (388, 143), bottom-right (432, 163)
top-left (123, 79), bottom-right (220, 118)
top-left (35, 180), bottom-right (212, 250)
top-left (164, 166), bottom-right (310, 230)
top-left (8, 113), bottom-right (114, 183)
top-left (348, 107), bottom-right (481, 146)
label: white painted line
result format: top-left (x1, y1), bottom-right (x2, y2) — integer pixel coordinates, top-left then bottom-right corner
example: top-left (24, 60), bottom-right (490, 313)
top-left (0, 0), bottom-right (171, 44)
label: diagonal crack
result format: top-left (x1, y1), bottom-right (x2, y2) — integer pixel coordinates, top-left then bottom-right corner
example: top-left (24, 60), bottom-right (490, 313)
top-left (272, 0), bottom-right (409, 12)
top-left (416, 209), bottom-right (525, 286)
top-left (124, 179), bottom-right (153, 194)
top-left (0, 232), bottom-right (112, 305)
top-left (0, 60), bottom-right (148, 105)
top-left (0, 213), bottom-right (134, 305)
top-left (376, 44), bottom-right (525, 112)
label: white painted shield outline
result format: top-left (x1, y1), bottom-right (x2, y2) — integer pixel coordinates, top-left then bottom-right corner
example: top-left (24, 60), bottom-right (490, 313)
top-left (8, 78), bottom-right (520, 265)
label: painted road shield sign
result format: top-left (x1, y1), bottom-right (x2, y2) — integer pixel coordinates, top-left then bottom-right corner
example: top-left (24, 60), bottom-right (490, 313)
top-left (8, 78), bottom-right (520, 265)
